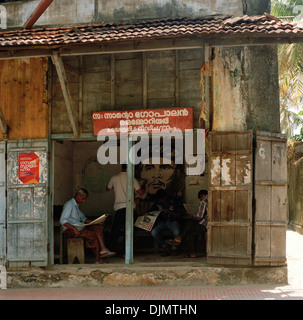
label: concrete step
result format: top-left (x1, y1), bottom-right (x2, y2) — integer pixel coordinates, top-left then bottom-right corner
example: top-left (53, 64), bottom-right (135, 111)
top-left (6, 261), bottom-right (288, 289)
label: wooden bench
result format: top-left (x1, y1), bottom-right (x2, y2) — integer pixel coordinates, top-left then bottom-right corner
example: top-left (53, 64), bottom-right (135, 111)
top-left (67, 238), bottom-right (85, 264)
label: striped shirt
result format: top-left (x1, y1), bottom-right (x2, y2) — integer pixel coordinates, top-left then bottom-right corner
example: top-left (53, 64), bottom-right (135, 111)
top-left (197, 196), bottom-right (208, 227)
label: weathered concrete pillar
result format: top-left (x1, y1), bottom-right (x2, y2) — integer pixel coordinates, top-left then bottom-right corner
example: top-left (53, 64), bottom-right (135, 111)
top-left (212, 0), bottom-right (280, 133)
top-left (212, 45), bottom-right (280, 133)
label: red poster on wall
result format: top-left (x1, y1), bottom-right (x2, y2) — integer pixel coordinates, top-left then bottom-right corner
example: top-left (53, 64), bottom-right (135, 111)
top-left (18, 152), bottom-right (40, 184)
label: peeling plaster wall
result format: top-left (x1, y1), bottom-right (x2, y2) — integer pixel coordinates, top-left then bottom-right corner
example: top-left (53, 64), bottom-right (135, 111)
top-left (97, 0), bottom-right (243, 23)
top-left (3, 0), bottom-right (243, 29)
top-left (212, 45), bottom-right (280, 133)
top-left (212, 0), bottom-right (280, 133)
top-left (212, 47), bottom-right (248, 131)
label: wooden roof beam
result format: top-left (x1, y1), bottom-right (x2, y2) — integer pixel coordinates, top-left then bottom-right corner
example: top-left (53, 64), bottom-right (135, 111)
top-left (51, 51), bottom-right (79, 137)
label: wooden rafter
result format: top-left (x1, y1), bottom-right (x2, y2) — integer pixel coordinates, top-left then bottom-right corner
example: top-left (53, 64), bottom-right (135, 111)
top-left (51, 51), bottom-right (79, 137)
top-left (0, 107), bottom-right (8, 139)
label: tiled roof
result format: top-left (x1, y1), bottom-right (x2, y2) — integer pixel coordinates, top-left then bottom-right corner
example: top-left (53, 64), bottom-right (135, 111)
top-left (0, 15), bottom-right (302, 49)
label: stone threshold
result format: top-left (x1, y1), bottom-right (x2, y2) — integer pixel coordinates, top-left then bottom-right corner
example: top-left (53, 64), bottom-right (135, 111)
top-left (6, 261), bottom-right (288, 289)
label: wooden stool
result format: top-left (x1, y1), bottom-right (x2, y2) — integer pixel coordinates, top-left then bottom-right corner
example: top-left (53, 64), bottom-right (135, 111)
top-left (67, 238), bottom-right (85, 264)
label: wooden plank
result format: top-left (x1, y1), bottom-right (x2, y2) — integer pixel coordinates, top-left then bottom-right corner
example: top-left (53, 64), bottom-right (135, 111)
top-left (210, 135), bottom-right (222, 152)
top-left (235, 133), bottom-right (251, 150)
top-left (115, 53), bottom-right (143, 109)
top-left (222, 134), bottom-right (236, 152)
top-left (221, 154), bottom-right (235, 187)
top-left (0, 58), bottom-right (48, 141)
top-left (64, 62), bottom-right (80, 77)
top-left (51, 52), bottom-right (79, 137)
top-left (272, 141), bottom-right (287, 182)
top-left (208, 131), bottom-right (253, 266)
top-left (175, 50), bottom-right (180, 107)
top-left (271, 185), bottom-right (288, 222)
top-left (111, 54), bottom-right (116, 109)
top-left (78, 56), bottom-right (83, 136)
top-left (0, 141), bottom-right (6, 264)
top-left (256, 181), bottom-right (287, 186)
top-left (254, 132), bottom-right (287, 266)
top-left (235, 190), bottom-right (249, 221)
top-left (142, 52), bottom-right (147, 109)
top-left (209, 155), bottom-right (221, 187)
top-left (236, 154), bottom-right (252, 185)
top-left (212, 190), bottom-right (221, 222)
top-left (0, 107), bottom-right (8, 139)
top-left (208, 222), bottom-right (251, 227)
top-left (255, 138), bottom-right (272, 182)
top-left (220, 190), bottom-right (235, 222)
top-left (147, 51), bottom-right (175, 102)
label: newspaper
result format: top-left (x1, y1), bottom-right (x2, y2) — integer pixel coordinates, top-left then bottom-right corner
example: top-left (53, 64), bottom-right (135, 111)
top-left (134, 210), bottom-right (161, 232)
top-left (74, 214), bottom-right (108, 227)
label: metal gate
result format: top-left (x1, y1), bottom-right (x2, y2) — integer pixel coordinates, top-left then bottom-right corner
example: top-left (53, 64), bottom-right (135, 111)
top-left (6, 140), bottom-right (49, 267)
top-left (207, 131), bottom-right (253, 265)
top-left (254, 131), bottom-right (288, 266)
top-left (0, 141), bottom-right (6, 265)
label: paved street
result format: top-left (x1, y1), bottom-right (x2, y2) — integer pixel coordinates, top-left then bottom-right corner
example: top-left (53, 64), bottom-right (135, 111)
top-left (0, 228), bottom-right (303, 301)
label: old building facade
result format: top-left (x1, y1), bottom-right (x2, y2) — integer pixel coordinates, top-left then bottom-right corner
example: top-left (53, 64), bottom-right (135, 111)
top-left (0, 0), bottom-right (299, 270)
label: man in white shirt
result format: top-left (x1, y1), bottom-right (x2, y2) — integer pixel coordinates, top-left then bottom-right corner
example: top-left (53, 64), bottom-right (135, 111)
top-left (106, 164), bottom-right (144, 252)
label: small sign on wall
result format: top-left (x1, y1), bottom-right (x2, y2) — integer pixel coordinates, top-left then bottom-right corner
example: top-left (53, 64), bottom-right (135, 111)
top-left (18, 152), bottom-right (39, 184)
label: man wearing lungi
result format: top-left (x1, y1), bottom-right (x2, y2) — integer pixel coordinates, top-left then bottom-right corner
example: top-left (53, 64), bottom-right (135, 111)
top-left (60, 188), bottom-right (115, 264)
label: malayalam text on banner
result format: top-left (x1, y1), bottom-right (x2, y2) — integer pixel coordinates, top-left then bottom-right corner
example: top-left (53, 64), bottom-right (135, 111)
top-left (92, 108), bottom-right (193, 136)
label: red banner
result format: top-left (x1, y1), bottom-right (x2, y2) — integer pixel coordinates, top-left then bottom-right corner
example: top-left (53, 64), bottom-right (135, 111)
top-left (18, 152), bottom-right (39, 184)
top-left (92, 108), bottom-right (193, 136)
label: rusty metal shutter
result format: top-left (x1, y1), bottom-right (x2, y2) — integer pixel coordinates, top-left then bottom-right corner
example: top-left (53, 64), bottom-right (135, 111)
top-left (6, 140), bottom-right (49, 267)
top-left (0, 141), bottom-right (6, 265)
top-left (208, 131), bottom-right (253, 265)
top-left (254, 131), bottom-right (288, 266)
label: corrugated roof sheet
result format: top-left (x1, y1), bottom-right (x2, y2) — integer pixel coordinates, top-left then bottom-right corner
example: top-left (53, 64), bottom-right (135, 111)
top-left (0, 15), bottom-right (302, 48)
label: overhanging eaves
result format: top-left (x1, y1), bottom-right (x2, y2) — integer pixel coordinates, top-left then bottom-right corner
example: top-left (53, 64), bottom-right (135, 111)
top-left (0, 35), bottom-right (302, 61)
top-left (0, 14), bottom-right (302, 60)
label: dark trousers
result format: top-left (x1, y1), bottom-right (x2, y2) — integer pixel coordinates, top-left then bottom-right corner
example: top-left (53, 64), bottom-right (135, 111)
top-left (181, 219), bottom-right (206, 254)
top-left (108, 208), bottom-right (126, 252)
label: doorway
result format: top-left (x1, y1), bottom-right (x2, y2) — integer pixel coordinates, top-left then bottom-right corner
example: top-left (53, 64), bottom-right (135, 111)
top-left (52, 139), bottom-right (207, 264)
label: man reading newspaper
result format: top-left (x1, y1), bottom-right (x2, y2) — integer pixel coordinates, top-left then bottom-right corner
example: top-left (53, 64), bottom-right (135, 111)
top-left (60, 188), bottom-right (115, 263)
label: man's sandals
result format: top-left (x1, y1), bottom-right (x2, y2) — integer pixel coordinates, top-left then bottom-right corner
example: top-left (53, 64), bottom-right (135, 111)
top-left (100, 250), bottom-right (116, 258)
top-left (166, 239), bottom-right (181, 246)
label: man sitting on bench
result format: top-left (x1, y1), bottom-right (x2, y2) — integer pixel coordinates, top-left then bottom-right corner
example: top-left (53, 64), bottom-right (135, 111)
top-left (150, 189), bottom-right (183, 256)
top-left (60, 188), bottom-right (115, 264)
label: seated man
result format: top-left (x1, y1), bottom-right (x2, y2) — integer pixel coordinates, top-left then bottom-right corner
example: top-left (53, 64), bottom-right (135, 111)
top-left (166, 189), bottom-right (208, 258)
top-left (60, 188), bottom-right (115, 264)
top-left (150, 189), bottom-right (183, 256)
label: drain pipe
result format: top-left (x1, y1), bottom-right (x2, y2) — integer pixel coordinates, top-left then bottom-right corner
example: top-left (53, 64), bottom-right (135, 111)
top-left (24, 0), bottom-right (54, 29)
